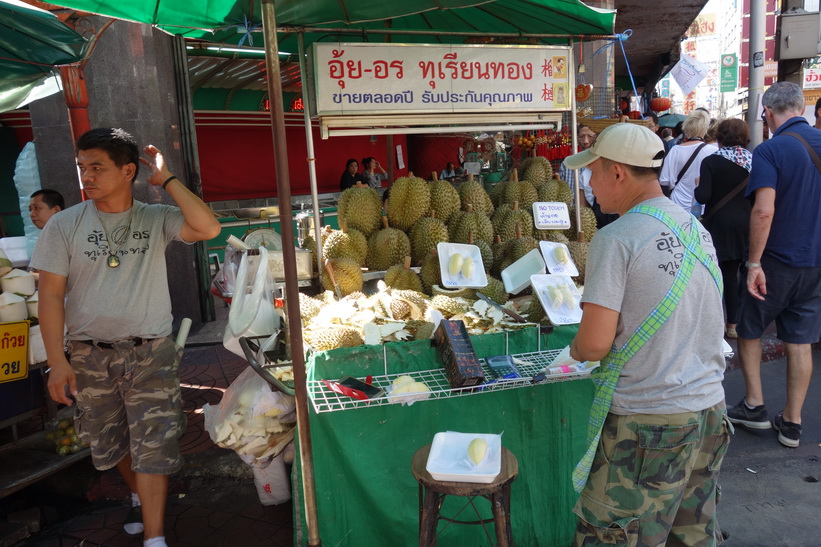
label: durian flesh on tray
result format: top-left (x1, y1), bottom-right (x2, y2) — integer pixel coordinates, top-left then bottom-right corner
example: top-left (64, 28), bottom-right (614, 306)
top-left (300, 281), bottom-right (537, 353)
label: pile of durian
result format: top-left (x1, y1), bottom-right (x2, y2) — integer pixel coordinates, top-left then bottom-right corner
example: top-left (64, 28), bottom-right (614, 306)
top-left (297, 157), bottom-right (597, 352)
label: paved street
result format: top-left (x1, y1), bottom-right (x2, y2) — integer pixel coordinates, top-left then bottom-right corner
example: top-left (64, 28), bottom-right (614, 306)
top-left (718, 349), bottom-right (821, 547)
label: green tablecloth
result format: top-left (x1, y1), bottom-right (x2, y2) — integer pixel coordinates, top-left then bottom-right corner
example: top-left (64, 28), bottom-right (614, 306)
top-left (294, 325), bottom-right (592, 546)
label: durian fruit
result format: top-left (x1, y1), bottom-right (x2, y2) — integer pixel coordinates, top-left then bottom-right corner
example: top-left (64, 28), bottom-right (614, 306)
top-left (384, 257), bottom-right (424, 293)
top-left (298, 292), bottom-right (323, 324)
top-left (526, 294), bottom-right (549, 324)
top-left (366, 216), bottom-right (412, 271)
top-left (337, 183), bottom-right (383, 237)
top-left (429, 295), bottom-right (469, 317)
top-left (390, 298), bottom-right (413, 320)
top-left (306, 326), bottom-right (363, 352)
top-left (489, 180), bottom-right (510, 208)
top-left (492, 201), bottom-right (534, 242)
top-left (491, 235), bottom-right (509, 277)
top-left (410, 210), bottom-right (449, 266)
top-left (419, 251), bottom-right (441, 295)
top-left (431, 285), bottom-right (477, 300)
top-left (567, 240), bottom-right (591, 284)
top-left (501, 169), bottom-right (538, 212)
top-left (322, 257), bottom-right (363, 297)
top-left (404, 319), bottom-right (435, 340)
top-left (458, 174), bottom-right (494, 216)
top-left (480, 276), bottom-right (508, 305)
top-left (451, 204), bottom-right (493, 245)
top-left (387, 173), bottom-right (431, 231)
top-left (319, 290), bottom-right (338, 306)
top-left (322, 221), bottom-right (368, 266)
top-left (565, 205), bottom-right (598, 242)
top-left (538, 175), bottom-right (573, 205)
top-left (428, 175), bottom-right (461, 225)
top-left (522, 156), bottom-right (553, 186)
top-left (537, 230), bottom-right (570, 245)
top-left (392, 289), bottom-right (429, 314)
top-left (467, 232), bottom-right (493, 273)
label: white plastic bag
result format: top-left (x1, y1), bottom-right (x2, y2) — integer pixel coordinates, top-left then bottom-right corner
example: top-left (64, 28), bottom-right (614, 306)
top-left (249, 453), bottom-right (291, 505)
top-left (202, 367), bottom-right (296, 459)
top-left (223, 247), bottom-right (280, 357)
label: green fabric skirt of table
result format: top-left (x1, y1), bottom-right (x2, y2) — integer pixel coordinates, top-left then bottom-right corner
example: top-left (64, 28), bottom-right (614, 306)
top-left (294, 324), bottom-right (592, 546)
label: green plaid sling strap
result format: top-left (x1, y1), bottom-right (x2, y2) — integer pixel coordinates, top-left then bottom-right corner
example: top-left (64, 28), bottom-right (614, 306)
top-left (572, 205), bottom-right (723, 493)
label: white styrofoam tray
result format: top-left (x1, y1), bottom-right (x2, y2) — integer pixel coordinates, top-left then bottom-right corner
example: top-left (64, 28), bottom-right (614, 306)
top-left (539, 241), bottom-right (579, 277)
top-left (531, 274), bottom-right (583, 325)
top-left (437, 242), bottom-right (488, 289)
top-left (501, 248), bottom-right (545, 294)
top-left (426, 431), bottom-right (502, 484)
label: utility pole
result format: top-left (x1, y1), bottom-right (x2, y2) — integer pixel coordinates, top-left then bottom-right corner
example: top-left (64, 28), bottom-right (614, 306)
top-left (747, 0), bottom-right (766, 149)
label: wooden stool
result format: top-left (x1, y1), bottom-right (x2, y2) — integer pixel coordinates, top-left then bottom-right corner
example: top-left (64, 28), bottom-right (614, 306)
top-left (411, 444), bottom-right (519, 546)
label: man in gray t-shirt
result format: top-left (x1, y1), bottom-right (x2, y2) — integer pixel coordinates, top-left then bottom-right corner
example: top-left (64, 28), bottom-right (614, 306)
top-left (31, 128), bottom-right (220, 547)
top-left (562, 124), bottom-right (729, 545)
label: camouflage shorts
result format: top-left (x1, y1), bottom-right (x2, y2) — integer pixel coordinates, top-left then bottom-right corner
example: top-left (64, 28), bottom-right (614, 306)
top-left (69, 337), bottom-right (184, 475)
top-left (573, 401), bottom-right (731, 546)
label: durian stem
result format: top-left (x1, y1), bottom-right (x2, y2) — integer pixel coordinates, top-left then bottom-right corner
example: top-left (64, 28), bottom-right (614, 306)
top-left (403, 256), bottom-right (412, 270)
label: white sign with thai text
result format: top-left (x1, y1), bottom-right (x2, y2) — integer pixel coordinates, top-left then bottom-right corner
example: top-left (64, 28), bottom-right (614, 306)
top-left (312, 43), bottom-right (572, 116)
top-left (804, 68), bottom-right (821, 89)
top-left (532, 202), bottom-right (571, 230)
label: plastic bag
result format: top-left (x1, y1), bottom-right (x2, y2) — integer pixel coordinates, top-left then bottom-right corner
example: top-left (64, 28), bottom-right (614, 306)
top-left (247, 452), bottom-right (291, 505)
top-left (202, 366), bottom-right (296, 460)
top-left (223, 247), bottom-right (280, 357)
top-left (211, 243), bottom-right (242, 303)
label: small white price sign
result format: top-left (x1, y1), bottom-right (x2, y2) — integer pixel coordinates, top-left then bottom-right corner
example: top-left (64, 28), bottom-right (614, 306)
top-left (532, 202), bottom-right (571, 230)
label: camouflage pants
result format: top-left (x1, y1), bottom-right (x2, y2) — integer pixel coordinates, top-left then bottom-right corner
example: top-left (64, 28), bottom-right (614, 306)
top-left (573, 402), bottom-right (730, 546)
top-left (69, 337), bottom-right (184, 475)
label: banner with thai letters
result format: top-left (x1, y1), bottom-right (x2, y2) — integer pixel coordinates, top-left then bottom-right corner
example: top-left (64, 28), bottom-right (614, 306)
top-left (312, 43), bottom-right (572, 116)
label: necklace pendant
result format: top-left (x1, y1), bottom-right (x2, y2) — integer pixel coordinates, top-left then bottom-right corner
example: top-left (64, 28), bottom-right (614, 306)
top-left (107, 255), bottom-right (120, 268)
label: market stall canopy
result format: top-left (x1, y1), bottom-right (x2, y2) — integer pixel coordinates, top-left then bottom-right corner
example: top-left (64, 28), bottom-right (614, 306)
top-left (45, 0), bottom-right (615, 46)
top-left (0, 0), bottom-right (85, 112)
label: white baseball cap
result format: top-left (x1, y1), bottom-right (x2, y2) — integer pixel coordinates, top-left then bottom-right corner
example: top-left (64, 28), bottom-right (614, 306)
top-left (563, 123), bottom-right (665, 170)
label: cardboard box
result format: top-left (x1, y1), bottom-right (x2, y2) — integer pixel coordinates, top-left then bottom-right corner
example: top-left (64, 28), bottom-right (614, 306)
top-left (433, 320), bottom-right (485, 388)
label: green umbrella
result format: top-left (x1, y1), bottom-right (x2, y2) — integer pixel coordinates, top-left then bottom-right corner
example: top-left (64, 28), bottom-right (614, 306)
top-left (0, 0), bottom-right (86, 112)
top-left (657, 113), bottom-right (686, 128)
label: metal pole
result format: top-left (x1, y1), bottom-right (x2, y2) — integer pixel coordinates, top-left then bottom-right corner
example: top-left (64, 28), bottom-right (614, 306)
top-left (261, 2), bottom-right (321, 545)
top-left (568, 39), bottom-right (581, 241)
top-left (278, 25), bottom-right (619, 42)
top-left (297, 32), bottom-right (324, 286)
top-left (747, 0), bottom-right (766, 149)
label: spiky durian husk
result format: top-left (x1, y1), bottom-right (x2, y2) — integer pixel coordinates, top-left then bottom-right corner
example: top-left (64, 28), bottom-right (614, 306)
top-left (306, 326), bottom-right (363, 352)
top-left (489, 181), bottom-right (510, 208)
top-left (298, 292), bottom-right (323, 324)
top-left (564, 205), bottom-right (598, 242)
top-left (492, 203), bottom-right (534, 242)
top-left (431, 285), bottom-right (477, 300)
top-left (323, 228), bottom-right (368, 266)
top-left (366, 225), bottom-right (411, 271)
top-left (428, 179), bottom-right (461, 225)
top-left (510, 236), bottom-right (539, 263)
top-left (409, 216), bottom-right (449, 266)
top-left (429, 295), bottom-right (469, 317)
top-left (474, 239), bottom-right (493, 273)
top-left (337, 185), bottom-right (383, 237)
top-left (322, 257), bottom-right (363, 296)
top-left (419, 253), bottom-right (441, 295)
top-left (537, 230), bottom-right (570, 245)
top-left (392, 289), bottom-right (429, 314)
top-left (451, 210), bottom-right (493, 245)
top-left (458, 179), bottom-right (494, 216)
top-left (387, 176), bottom-right (431, 231)
top-left (384, 264), bottom-right (424, 293)
top-left (522, 156), bottom-right (553, 186)
top-left (537, 177), bottom-right (573, 205)
top-left (501, 180), bottom-right (538, 212)
top-left (526, 294), bottom-right (548, 324)
top-left (480, 276), bottom-right (508, 305)
top-left (405, 320), bottom-right (435, 340)
top-left (566, 241), bottom-right (590, 284)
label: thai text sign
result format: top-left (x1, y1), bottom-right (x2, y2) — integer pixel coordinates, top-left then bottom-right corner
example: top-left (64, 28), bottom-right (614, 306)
top-left (312, 43), bottom-right (571, 115)
top-left (804, 68), bottom-right (821, 89)
top-left (720, 53), bottom-right (738, 92)
top-left (1, 321), bottom-right (29, 383)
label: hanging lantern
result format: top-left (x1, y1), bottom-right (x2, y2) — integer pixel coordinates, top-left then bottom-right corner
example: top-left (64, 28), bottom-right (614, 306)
top-left (650, 97), bottom-right (672, 112)
top-left (620, 99), bottom-right (628, 111)
top-left (628, 111), bottom-right (642, 120)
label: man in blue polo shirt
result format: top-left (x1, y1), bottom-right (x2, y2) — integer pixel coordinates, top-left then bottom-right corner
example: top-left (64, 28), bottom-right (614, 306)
top-left (727, 82), bottom-right (821, 448)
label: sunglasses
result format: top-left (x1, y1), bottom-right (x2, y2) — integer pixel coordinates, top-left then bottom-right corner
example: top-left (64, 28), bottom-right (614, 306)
top-left (761, 107), bottom-right (767, 123)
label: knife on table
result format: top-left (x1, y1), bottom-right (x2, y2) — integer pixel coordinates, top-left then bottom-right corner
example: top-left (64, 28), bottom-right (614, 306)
top-left (475, 292), bottom-right (528, 323)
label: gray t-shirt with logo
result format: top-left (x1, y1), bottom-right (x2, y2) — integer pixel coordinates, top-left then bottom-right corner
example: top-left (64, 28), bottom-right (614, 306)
top-left (581, 197), bottom-right (726, 415)
top-left (30, 200), bottom-right (187, 342)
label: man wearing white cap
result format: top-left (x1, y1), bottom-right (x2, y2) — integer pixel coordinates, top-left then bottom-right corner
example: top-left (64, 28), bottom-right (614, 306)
top-left (565, 123), bottom-right (729, 545)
